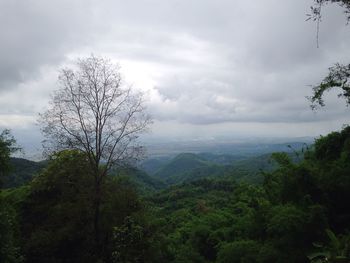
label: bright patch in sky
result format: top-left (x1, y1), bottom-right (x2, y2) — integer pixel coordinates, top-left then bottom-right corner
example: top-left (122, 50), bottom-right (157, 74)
top-left (1, 0), bottom-right (350, 157)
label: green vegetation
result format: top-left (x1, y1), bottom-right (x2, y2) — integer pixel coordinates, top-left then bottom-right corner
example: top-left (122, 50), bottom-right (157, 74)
top-left (147, 151), bottom-right (292, 185)
top-left (2, 150), bottom-right (152, 263)
top-left (309, 0), bottom-right (350, 109)
top-left (153, 153), bottom-right (222, 184)
top-left (1, 126), bottom-right (350, 262)
top-left (112, 166), bottom-right (166, 193)
top-left (143, 126), bottom-right (350, 262)
top-left (1, 2), bottom-right (350, 262)
top-left (2, 158), bottom-right (46, 189)
top-left (0, 130), bottom-right (20, 186)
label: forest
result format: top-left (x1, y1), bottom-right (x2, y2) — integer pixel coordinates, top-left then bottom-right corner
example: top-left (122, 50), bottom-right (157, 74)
top-left (1, 0), bottom-right (350, 262)
top-left (1, 121), bottom-right (350, 263)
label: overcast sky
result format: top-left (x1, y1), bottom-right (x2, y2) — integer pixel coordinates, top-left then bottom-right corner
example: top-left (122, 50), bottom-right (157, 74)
top-left (1, 0), bottom-right (350, 156)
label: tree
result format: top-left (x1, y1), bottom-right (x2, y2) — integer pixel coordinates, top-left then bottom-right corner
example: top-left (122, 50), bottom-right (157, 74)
top-left (21, 150), bottom-right (143, 263)
top-left (0, 129), bottom-right (20, 186)
top-left (216, 240), bottom-right (260, 263)
top-left (0, 131), bottom-right (22, 262)
top-left (309, 229), bottom-right (350, 263)
top-left (309, 63), bottom-right (350, 109)
top-left (308, 1), bottom-right (350, 108)
top-left (309, 0), bottom-right (350, 22)
top-left (0, 201), bottom-right (24, 263)
top-left (39, 55), bottom-right (152, 254)
top-left (21, 150), bottom-right (95, 263)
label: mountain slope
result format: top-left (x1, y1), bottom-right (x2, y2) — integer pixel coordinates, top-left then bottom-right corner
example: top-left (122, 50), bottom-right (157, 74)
top-left (139, 156), bottom-right (171, 175)
top-left (153, 153), bottom-right (216, 181)
top-left (110, 166), bottom-right (167, 193)
top-left (2, 158), bottom-right (46, 188)
top-left (148, 152), bottom-right (298, 185)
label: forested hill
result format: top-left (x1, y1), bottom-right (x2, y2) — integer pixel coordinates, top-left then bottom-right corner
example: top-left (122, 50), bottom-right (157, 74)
top-left (143, 126), bottom-right (350, 263)
top-left (1, 127), bottom-right (350, 262)
top-left (5, 144), bottom-right (304, 190)
top-left (2, 158), bottom-right (46, 188)
top-left (140, 149), bottom-right (302, 185)
top-left (110, 166), bottom-right (166, 192)
top-left (153, 153), bottom-right (221, 182)
top-left (2, 153), bottom-right (267, 190)
top-left (3, 157), bottom-right (165, 192)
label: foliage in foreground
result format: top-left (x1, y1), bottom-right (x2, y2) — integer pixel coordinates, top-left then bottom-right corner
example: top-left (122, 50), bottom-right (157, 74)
top-left (1, 126), bottom-right (350, 262)
top-left (146, 126), bottom-right (350, 262)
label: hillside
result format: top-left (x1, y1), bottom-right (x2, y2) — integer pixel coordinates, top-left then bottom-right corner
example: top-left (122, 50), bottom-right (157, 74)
top-left (153, 153), bottom-right (217, 181)
top-left (148, 152), bottom-right (283, 185)
top-left (2, 128), bottom-right (349, 263)
top-left (4, 149), bottom-right (300, 190)
top-left (2, 158), bottom-right (46, 188)
top-left (197, 152), bottom-right (247, 165)
top-left (111, 166), bottom-right (166, 193)
top-left (3, 157), bottom-right (165, 193)
top-left (224, 153), bottom-right (277, 183)
top-left (139, 156), bottom-right (171, 175)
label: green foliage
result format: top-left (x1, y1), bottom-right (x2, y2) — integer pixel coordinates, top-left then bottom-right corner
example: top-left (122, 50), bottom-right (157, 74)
top-left (2, 158), bottom-right (46, 189)
top-left (145, 126), bottom-right (350, 262)
top-left (263, 126), bottom-right (350, 261)
top-left (112, 215), bottom-right (160, 263)
top-left (0, 186), bottom-right (29, 263)
top-left (20, 150), bottom-right (144, 263)
top-left (20, 150), bottom-right (96, 262)
top-left (112, 216), bottom-right (147, 262)
top-left (151, 152), bottom-right (283, 186)
top-left (0, 130), bottom-right (20, 186)
top-left (140, 156), bottom-right (171, 175)
top-left (154, 153), bottom-right (217, 181)
top-left (216, 240), bottom-right (260, 263)
top-left (308, 0), bottom-right (350, 108)
top-left (309, 229), bottom-right (350, 263)
top-left (309, 63), bottom-right (350, 109)
top-left (112, 166), bottom-right (166, 193)
top-left (0, 200), bottom-right (24, 263)
top-left (2, 127), bottom-right (350, 262)
top-left (313, 127), bottom-right (350, 161)
top-left (0, 131), bottom-right (24, 262)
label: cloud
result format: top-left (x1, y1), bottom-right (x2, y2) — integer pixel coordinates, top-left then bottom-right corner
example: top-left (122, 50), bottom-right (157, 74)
top-left (1, 0), bottom-right (350, 156)
top-left (0, 0), bottom-right (95, 91)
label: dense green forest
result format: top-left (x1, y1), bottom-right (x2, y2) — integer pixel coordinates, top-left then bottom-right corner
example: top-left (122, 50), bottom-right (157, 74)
top-left (1, 126), bottom-right (350, 262)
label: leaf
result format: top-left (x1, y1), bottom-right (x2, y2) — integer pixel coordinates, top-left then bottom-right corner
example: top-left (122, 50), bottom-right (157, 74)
top-left (307, 251), bottom-right (329, 260)
top-left (326, 228), bottom-right (341, 252)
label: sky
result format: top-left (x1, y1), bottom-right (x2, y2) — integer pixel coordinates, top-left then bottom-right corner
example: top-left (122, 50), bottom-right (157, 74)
top-left (1, 0), bottom-right (350, 157)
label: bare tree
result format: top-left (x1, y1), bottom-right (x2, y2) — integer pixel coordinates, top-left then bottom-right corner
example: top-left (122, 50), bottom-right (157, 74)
top-left (39, 55), bottom-right (151, 249)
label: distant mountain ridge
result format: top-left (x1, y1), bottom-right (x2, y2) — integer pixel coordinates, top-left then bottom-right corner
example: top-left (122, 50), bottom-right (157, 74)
top-left (141, 148), bottom-right (302, 185)
top-left (5, 140), bottom-right (307, 190)
top-left (145, 140), bottom-right (311, 157)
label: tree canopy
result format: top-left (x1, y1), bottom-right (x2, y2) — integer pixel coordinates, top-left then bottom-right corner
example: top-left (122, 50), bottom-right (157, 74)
top-left (0, 130), bottom-right (19, 186)
top-left (39, 55), bottom-right (152, 255)
top-left (309, 0), bottom-right (350, 109)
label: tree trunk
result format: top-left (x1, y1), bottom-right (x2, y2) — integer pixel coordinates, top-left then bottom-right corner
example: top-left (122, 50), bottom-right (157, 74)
top-left (93, 178), bottom-right (102, 258)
